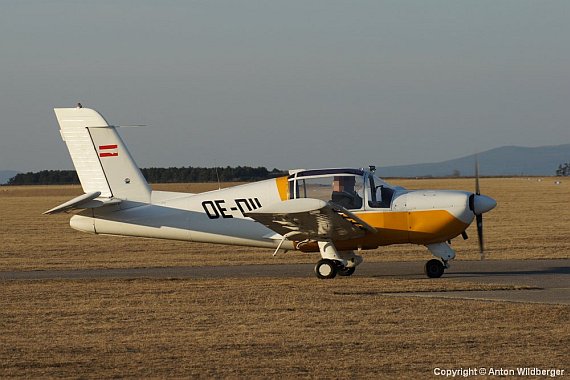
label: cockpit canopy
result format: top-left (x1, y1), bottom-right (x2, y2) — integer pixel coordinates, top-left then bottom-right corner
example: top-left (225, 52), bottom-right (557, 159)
top-left (287, 168), bottom-right (398, 210)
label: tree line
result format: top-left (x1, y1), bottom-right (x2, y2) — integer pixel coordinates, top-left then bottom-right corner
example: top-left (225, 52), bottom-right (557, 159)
top-left (556, 163), bottom-right (570, 176)
top-left (6, 166), bottom-right (287, 185)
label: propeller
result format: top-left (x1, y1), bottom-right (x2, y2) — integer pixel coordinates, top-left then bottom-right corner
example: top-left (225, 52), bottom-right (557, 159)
top-left (476, 214), bottom-right (484, 259)
top-left (475, 156), bottom-right (480, 196)
top-left (475, 158), bottom-right (484, 259)
top-left (468, 157), bottom-right (496, 260)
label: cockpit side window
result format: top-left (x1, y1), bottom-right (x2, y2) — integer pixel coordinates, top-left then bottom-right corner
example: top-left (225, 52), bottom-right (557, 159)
top-left (368, 176), bottom-right (394, 209)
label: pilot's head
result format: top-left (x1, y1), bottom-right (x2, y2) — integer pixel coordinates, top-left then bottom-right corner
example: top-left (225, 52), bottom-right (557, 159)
top-left (333, 176), bottom-right (355, 192)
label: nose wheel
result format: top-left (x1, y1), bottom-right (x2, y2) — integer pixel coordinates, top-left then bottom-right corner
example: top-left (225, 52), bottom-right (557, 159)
top-left (424, 259), bottom-right (445, 278)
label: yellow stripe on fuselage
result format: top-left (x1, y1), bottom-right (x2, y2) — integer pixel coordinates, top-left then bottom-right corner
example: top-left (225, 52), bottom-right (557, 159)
top-left (297, 209), bottom-right (469, 253)
top-left (275, 176), bottom-right (289, 201)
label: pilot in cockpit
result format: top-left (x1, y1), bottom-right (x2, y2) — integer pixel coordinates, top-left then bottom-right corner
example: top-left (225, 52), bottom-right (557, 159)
top-left (331, 176), bottom-right (362, 209)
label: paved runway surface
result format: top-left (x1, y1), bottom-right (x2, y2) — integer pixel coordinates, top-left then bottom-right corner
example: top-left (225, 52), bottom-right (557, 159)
top-left (1, 259), bottom-right (568, 305)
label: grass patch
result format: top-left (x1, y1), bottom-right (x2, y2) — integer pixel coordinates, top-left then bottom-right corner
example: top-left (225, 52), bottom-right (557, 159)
top-left (0, 277), bottom-right (567, 378)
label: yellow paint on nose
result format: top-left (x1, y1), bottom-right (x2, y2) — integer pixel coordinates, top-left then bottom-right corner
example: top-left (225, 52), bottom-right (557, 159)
top-left (357, 210), bottom-right (469, 245)
top-left (407, 210), bottom-right (468, 243)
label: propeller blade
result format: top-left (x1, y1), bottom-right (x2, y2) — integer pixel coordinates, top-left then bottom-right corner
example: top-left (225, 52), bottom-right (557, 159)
top-left (476, 214), bottom-right (484, 260)
top-left (475, 156), bottom-right (480, 195)
top-left (473, 157), bottom-right (493, 260)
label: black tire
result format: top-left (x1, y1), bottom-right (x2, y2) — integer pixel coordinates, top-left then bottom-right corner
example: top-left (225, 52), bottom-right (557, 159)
top-left (424, 259), bottom-right (445, 278)
top-left (337, 266), bottom-right (356, 276)
top-left (314, 259), bottom-right (338, 279)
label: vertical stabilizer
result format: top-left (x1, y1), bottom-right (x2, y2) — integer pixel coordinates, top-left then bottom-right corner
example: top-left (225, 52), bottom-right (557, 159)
top-left (54, 107), bottom-right (151, 203)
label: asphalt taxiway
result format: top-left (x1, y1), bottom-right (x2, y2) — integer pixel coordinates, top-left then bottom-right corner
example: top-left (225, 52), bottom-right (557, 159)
top-left (1, 259), bottom-right (568, 305)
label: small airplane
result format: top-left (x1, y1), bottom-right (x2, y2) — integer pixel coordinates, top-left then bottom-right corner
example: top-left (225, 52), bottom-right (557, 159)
top-left (46, 106), bottom-right (497, 279)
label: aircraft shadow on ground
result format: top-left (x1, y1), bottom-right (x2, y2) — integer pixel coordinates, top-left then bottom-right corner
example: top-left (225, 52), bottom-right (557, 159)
top-left (449, 266), bottom-right (569, 277)
top-left (368, 266), bottom-right (569, 279)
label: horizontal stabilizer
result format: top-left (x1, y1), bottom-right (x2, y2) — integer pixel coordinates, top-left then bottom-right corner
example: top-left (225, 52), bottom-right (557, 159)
top-left (44, 191), bottom-right (121, 214)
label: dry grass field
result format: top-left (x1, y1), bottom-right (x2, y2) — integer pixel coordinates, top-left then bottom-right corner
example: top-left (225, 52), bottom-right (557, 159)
top-left (1, 278), bottom-right (568, 378)
top-left (1, 179), bottom-right (569, 378)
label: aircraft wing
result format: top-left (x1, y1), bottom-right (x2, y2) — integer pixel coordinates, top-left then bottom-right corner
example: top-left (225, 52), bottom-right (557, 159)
top-left (44, 191), bottom-right (122, 214)
top-left (245, 198), bottom-right (377, 241)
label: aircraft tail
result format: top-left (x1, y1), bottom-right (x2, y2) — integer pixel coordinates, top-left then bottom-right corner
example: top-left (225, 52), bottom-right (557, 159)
top-left (54, 107), bottom-right (151, 203)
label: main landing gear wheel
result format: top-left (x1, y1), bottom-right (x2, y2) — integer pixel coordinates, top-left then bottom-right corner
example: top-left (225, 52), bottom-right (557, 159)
top-left (424, 259), bottom-right (445, 278)
top-left (314, 259), bottom-right (338, 279)
top-left (337, 265), bottom-right (356, 277)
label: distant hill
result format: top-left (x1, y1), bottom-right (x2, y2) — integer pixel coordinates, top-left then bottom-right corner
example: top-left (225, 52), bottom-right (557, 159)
top-left (0, 170), bottom-right (19, 184)
top-left (377, 144), bottom-right (570, 177)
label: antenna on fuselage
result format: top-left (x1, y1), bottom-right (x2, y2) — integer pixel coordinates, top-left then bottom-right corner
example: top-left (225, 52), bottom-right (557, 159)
top-left (215, 167), bottom-right (221, 190)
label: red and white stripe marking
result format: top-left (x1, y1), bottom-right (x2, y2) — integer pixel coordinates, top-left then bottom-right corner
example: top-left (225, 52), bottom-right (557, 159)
top-left (99, 144), bottom-right (118, 157)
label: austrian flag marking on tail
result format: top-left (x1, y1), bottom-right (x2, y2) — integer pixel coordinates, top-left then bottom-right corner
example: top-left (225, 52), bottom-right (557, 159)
top-left (99, 144), bottom-right (118, 157)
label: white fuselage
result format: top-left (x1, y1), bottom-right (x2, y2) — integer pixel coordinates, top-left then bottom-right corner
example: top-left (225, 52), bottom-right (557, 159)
top-left (72, 178), bottom-right (293, 249)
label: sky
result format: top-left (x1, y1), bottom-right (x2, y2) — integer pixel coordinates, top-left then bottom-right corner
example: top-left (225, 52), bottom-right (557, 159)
top-left (1, 0), bottom-right (570, 172)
